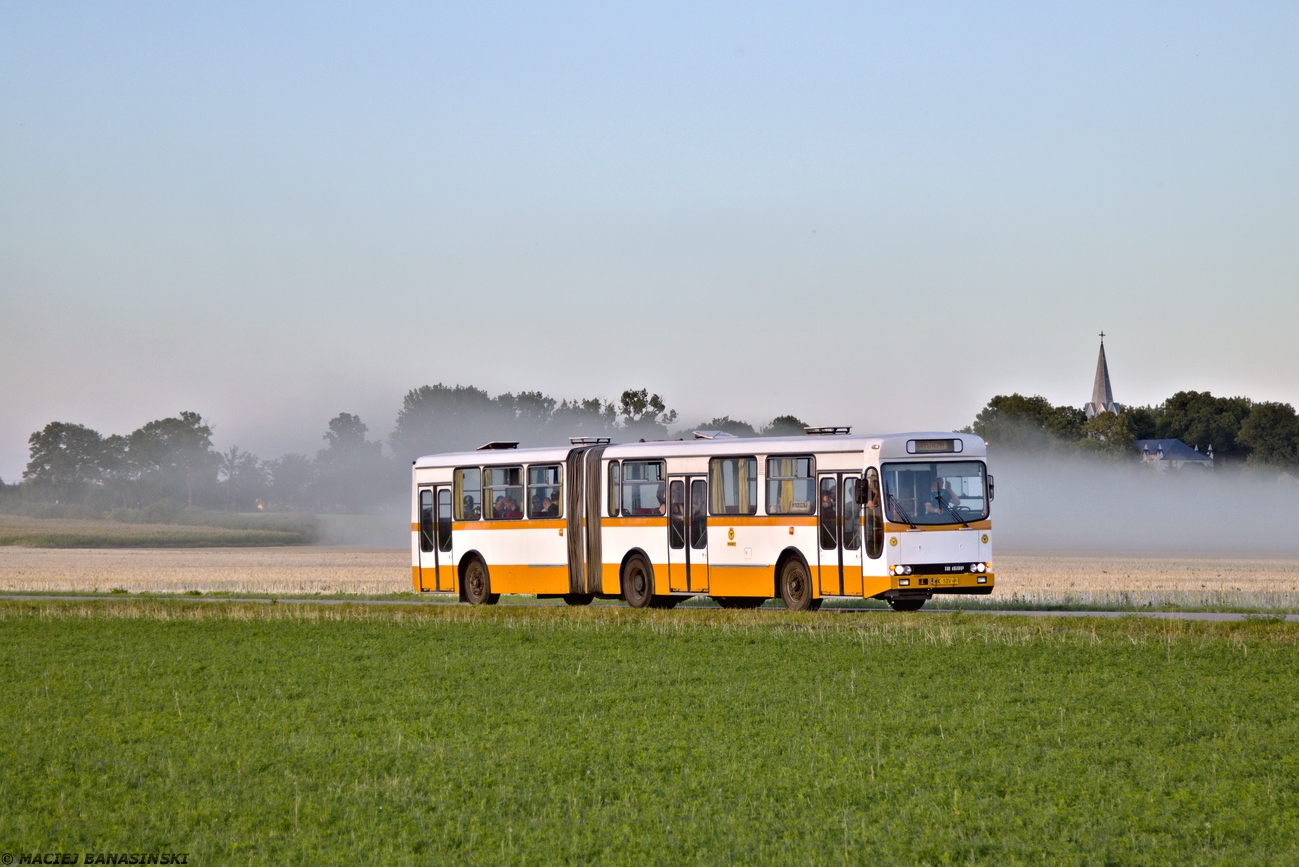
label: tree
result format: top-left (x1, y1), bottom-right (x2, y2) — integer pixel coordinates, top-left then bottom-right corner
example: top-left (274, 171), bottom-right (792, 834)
top-left (1157, 391), bottom-right (1253, 459)
top-left (549, 397), bottom-right (617, 438)
top-left (1079, 411), bottom-right (1137, 457)
top-left (316, 413), bottom-right (389, 512)
top-left (126, 411), bottom-right (221, 507)
top-left (23, 422), bottom-right (107, 501)
top-left (760, 415), bottom-right (808, 437)
top-left (389, 384), bottom-right (506, 462)
top-left (618, 389), bottom-right (678, 440)
top-left (699, 416), bottom-right (759, 437)
top-left (265, 453), bottom-right (317, 512)
top-left (218, 446), bottom-right (268, 511)
top-left (1237, 402), bottom-right (1299, 467)
top-left (967, 394), bottom-right (1084, 452)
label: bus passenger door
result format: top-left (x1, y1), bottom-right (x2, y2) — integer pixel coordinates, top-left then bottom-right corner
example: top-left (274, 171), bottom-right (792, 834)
top-left (417, 487), bottom-right (437, 592)
top-left (419, 487), bottom-right (455, 592)
top-left (667, 477), bottom-right (709, 593)
top-left (817, 473), bottom-right (862, 596)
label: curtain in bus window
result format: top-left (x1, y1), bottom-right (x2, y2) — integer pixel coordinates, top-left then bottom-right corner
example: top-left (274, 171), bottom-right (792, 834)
top-left (709, 457), bottom-right (756, 515)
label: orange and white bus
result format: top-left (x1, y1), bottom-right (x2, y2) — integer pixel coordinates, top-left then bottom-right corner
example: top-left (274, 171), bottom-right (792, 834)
top-left (411, 430), bottom-right (994, 611)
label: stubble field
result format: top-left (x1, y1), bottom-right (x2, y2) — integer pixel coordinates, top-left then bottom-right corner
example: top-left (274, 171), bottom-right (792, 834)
top-left (1, 547), bottom-right (1297, 610)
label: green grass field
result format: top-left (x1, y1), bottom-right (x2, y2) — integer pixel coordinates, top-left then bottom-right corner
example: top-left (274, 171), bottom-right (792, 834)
top-left (1, 602), bottom-right (1297, 865)
top-left (0, 513), bottom-right (317, 547)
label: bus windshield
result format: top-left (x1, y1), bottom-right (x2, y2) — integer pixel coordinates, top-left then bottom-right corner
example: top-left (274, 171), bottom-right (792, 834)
top-left (881, 461), bottom-right (988, 526)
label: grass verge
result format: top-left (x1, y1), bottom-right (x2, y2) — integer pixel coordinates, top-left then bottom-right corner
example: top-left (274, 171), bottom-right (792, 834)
top-left (1, 602), bottom-right (1297, 864)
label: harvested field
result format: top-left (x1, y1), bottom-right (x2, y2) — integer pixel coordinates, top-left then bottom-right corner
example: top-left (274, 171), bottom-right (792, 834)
top-left (0, 546), bottom-right (410, 596)
top-left (992, 553), bottom-right (1299, 610)
top-left (1, 547), bottom-right (1297, 609)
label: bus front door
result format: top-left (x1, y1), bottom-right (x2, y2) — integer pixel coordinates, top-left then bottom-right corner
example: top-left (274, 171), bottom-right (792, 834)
top-left (418, 487), bottom-right (456, 592)
top-left (667, 477), bottom-right (709, 593)
top-left (817, 473), bottom-right (863, 597)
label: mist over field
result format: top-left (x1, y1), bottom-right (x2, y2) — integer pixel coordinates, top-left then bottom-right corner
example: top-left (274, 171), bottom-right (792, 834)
top-left (992, 454), bottom-right (1299, 557)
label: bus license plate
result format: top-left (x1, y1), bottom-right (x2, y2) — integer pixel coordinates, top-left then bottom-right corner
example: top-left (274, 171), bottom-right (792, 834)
top-left (933, 575), bottom-right (961, 586)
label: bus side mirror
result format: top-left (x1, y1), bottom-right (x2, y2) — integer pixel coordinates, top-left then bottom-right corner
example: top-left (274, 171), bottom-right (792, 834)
top-left (988, 475), bottom-right (995, 501)
top-left (854, 482), bottom-right (867, 505)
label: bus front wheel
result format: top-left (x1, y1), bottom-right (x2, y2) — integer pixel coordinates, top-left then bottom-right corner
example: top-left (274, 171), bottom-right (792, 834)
top-left (463, 558), bottom-right (500, 606)
top-left (779, 558), bottom-right (817, 611)
top-left (622, 555), bottom-right (654, 609)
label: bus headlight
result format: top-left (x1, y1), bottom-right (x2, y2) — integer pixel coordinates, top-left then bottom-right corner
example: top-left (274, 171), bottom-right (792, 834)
top-left (899, 578), bottom-right (910, 587)
top-left (977, 575), bottom-right (987, 584)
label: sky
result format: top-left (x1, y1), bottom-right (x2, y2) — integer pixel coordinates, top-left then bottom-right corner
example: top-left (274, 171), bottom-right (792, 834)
top-left (3, 2), bottom-right (1297, 481)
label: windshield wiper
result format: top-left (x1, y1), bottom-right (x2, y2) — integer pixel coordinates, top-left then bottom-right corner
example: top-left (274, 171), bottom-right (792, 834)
top-left (934, 492), bottom-right (969, 528)
top-left (885, 491), bottom-right (916, 528)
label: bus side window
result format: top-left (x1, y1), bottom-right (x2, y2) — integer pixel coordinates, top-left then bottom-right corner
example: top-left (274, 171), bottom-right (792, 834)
top-left (527, 464), bottom-right (563, 519)
top-left (767, 456), bottom-right (816, 515)
top-left (454, 468), bottom-right (481, 521)
top-left (709, 456), bottom-right (757, 515)
top-left (608, 461), bottom-right (620, 517)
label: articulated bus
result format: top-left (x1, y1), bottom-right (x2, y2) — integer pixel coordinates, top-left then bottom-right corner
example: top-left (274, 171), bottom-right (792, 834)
top-left (411, 431), bottom-right (994, 611)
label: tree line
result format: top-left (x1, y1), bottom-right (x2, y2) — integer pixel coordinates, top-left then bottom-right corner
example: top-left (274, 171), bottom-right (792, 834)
top-left (3, 385), bottom-right (809, 518)
top-left (965, 390), bottom-right (1299, 468)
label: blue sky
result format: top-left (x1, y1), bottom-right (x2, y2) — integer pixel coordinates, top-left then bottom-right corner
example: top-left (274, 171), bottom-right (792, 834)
top-left (2, 2), bottom-right (1297, 478)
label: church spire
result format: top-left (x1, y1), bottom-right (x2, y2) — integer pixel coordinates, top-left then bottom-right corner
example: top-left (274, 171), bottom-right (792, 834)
top-left (1084, 332), bottom-right (1122, 418)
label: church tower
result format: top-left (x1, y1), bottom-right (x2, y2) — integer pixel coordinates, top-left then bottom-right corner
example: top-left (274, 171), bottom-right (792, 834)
top-left (1084, 332), bottom-right (1123, 419)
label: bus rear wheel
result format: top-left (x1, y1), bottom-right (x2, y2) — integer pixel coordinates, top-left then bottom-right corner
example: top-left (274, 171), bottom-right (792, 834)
top-left (716, 596), bottom-right (765, 609)
top-left (779, 558), bottom-right (817, 611)
top-left (562, 594), bottom-right (594, 606)
top-left (622, 554), bottom-right (654, 609)
top-left (888, 597), bottom-right (926, 612)
top-left (463, 558), bottom-right (499, 606)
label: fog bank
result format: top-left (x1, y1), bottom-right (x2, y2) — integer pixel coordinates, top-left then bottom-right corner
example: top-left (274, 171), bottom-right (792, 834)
top-left (991, 454), bottom-right (1299, 557)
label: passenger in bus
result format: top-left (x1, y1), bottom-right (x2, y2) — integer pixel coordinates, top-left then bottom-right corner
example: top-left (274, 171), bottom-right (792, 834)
top-left (463, 495), bottom-right (480, 520)
top-left (655, 483), bottom-right (667, 515)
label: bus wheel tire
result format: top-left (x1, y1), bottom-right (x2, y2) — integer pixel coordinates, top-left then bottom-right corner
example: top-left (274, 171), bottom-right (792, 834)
top-left (716, 596), bottom-right (765, 609)
top-left (622, 555), bottom-right (654, 609)
top-left (888, 598), bottom-right (925, 612)
top-left (779, 559), bottom-right (816, 611)
top-left (463, 558), bottom-right (498, 606)
top-left (562, 594), bottom-right (594, 606)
